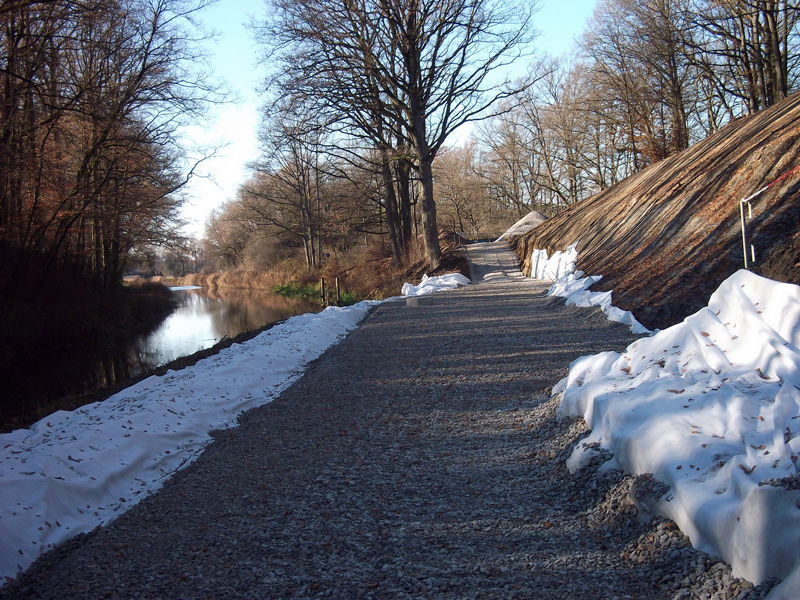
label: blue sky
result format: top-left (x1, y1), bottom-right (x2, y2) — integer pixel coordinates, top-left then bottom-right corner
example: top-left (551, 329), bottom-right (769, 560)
top-left (180, 0), bottom-right (598, 238)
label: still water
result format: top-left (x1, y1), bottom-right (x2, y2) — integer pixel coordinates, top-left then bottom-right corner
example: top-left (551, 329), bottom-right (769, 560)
top-left (138, 286), bottom-right (319, 368)
top-left (4, 288), bottom-right (319, 430)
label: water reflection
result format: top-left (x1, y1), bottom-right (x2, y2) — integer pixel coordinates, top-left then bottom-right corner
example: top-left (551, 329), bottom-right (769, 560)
top-left (134, 287), bottom-right (319, 368)
top-left (3, 288), bottom-right (318, 430)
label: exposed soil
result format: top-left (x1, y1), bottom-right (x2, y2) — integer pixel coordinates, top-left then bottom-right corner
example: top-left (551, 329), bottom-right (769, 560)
top-left (511, 92), bottom-right (800, 330)
top-left (403, 241), bottom-right (472, 282)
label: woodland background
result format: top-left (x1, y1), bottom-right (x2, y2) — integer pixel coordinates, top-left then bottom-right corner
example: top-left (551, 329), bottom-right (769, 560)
top-left (0, 0), bottom-right (797, 294)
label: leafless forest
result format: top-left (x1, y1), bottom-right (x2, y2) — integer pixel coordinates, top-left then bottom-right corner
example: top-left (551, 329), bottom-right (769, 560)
top-left (1, 0), bottom-right (799, 293)
top-left (204, 0), bottom-right (800, 275)
top-left (0, 0), bottom-right (222, 297)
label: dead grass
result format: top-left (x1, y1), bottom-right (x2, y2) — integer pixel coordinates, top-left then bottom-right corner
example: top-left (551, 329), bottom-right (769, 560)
top-left (170, 240), bottom-right (471, 303)
top-left (165, 259), bottom-right (320, 292)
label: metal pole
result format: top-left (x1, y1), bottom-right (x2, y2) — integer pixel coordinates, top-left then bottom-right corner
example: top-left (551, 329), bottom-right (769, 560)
top-left (739, 199), bottom-right (749, 269)
top-left (320, 277), bottom-right (326, 306)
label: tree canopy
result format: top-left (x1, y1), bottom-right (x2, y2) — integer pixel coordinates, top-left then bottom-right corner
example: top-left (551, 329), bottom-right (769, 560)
top-left (0, 0), bottom-right (220, 295)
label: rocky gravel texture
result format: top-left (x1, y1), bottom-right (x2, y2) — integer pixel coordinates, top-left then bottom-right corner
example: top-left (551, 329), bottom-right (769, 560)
top-left (0, 243), bottom-right (778, 599)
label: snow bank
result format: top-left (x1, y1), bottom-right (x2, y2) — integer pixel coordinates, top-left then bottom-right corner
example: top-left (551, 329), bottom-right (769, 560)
top-left (527, 243), bottom-right (650, 334)
top-left (401, 273), bottom-right (470, 296)
top-left (554, 269), bottom-right (800, 594)
top-left (528, 243), bottom-right (579, 280)
top-left (495, 210), bottom-right (547, 241)
top-left (0, 301), bottom-right (384, 581)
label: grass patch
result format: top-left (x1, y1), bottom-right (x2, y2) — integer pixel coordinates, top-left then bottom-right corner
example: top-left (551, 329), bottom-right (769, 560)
top-left (272, 282), bottom-right (362, 306)
top-left (337, 290), bottom-right (360, 306)
top-left (272, 282), bottom-right (323, 302)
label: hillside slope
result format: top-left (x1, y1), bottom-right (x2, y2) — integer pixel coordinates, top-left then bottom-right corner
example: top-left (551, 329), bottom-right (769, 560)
top-left (512, 93), bottom-right (800, 330)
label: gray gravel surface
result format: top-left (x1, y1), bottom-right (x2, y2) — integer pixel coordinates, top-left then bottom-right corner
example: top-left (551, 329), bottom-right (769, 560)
top-left (0, 243), bottom-right (777, 599)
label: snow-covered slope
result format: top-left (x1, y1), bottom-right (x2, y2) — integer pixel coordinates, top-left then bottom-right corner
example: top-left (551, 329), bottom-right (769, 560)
top-left (555, 269), bottom-right (800, 596)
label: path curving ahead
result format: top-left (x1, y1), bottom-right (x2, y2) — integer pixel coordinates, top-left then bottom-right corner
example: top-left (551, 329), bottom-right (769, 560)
top-left (1, 243), bottom-right (773, 600)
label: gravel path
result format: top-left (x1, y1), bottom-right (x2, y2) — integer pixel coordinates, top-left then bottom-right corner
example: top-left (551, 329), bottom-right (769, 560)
top-left (1, 243), bottom-right (777, 599)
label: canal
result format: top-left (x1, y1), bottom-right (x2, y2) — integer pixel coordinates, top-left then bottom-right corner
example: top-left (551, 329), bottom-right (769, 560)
top-left (2, 287), bottom-right (319, 431)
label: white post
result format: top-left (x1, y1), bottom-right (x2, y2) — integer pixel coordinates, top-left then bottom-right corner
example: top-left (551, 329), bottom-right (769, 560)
top-left (739, 199), bottom-right (749, 269)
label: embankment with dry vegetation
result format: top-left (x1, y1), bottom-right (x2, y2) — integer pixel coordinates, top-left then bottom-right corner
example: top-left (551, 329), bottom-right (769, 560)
top-left (512, 92), bottom-right (800, 330)
top-left (167, 241), bottom-right (471, 304)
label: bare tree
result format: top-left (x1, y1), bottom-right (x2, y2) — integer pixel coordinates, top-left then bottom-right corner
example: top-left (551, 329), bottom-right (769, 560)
top-left (690, 0), bottom-right (800, 114)
top-left (581, 0), bottom-right (697, 166)
top-left (476, 106), bottom-right (538, 217)
top-left (451, 0), bottom-right (798, 232)
top-left (433, 143), bottom-right (492, 237)
top-left (260, 0), bottom-right (537, 268)
top-left (0, 0), bottom-right (219, 294)
top-left (203, 200), bottom-right (260, 269)
top-left (242, 118), bottom-right (330, 270)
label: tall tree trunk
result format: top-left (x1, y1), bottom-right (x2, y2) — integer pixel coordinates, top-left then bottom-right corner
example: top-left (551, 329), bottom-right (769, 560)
top-left (763, 1), bottom-right (787, 102)
top-left (93, 211), bottom-right (105, 288)
top-left (418, 156), bottom-right (441, 270)
top-left (736, 13), bottom-right (760, 112)
top-left (381, 153), bottom-right (403, 268)
top-left (302, 237), bottom-right (312, 270)
top-left (410, 107), bottom-right (441, 269)
top-left (751, 12), bottom-right (768, 108)
top-left (397, 158), bottom-right (413, 258)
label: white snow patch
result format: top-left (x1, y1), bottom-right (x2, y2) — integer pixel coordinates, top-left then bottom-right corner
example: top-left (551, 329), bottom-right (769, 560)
top-left (0, 272), bottom-right (468, 584)
top-left (495, 210), bottom-right (547, 241)
top-left (527, 243), bottom-right (650, 334)
top-left (555, 269), bottom-right (800, 594)
top-left (529, 243), bottom-right (579, 281)
top-left (401, 272), bottom-right (470, 296)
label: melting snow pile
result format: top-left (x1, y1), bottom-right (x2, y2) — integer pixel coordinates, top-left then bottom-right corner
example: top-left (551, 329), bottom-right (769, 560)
top-left (401, 272), bottom-right (471, 296)
top-left (0, 273), bottom-right (470, 584)
top-left (527, 243), bottom-right (649, 334)
top-left (555, 269), bottom-right (800, 596)
top-left (495, 210), bottom-right (547, 241)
